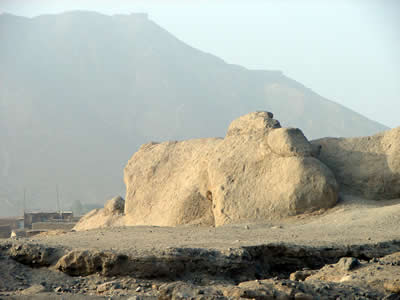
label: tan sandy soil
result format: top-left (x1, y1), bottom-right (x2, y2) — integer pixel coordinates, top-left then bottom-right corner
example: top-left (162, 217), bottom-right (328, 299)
top-left (21, 195), bottom-right (400, 254)
top-left (1, 194), bottom-right (400, 299)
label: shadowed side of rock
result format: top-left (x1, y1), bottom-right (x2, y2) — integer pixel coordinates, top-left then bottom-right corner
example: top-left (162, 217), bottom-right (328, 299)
top-left (124, 139), bottom-right (221, 227)
top-left (312, 127), bottom-right (400, 200)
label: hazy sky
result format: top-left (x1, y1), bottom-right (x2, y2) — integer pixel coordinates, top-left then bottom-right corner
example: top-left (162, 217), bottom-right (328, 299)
top-left (1, 0), bottom-right (399, 128)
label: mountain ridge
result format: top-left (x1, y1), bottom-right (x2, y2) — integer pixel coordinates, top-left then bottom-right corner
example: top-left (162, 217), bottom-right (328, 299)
top-left (0, 11), bottom-right (388, 217)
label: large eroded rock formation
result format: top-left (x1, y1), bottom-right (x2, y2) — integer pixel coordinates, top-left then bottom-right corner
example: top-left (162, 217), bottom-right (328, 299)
top-left (312, 127), bottom-right (400, 200)
top-left (124, 112), bottom-right (338, 227)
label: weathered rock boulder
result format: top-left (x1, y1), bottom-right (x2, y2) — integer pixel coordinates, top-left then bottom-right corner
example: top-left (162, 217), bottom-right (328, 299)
top-left (226, 111), bottom-right (281, 136)
top-left (208, 126), bottom-right (338, 226)
top-left (312, 127), bottom-right (400, 200)
top-left (124, 139), bottom-right (220, 227)
top-left (73, 196), bottom-right (125, 231)
top-left (124, 112), bottom-right (338, 227)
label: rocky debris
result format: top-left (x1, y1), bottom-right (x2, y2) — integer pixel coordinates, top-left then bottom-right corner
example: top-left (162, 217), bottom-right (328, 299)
top-left (305, 251), bottom-right (400, 295)
top-left (379, 251), bottom-right (400, 266)
top-left (0, 257), bottom-right (163, 298)
top-left (3, 237), bottom-right (400, 281)
top-left (53, 243), bottom-right (400, 280)
top-left (289, 270), bottom-right (317, 281)
top-left (54, 246), bottom-right (260, 279)
top-left (312, 127), bottom-right (400, 200)
top-left (55, 249), bottom-right (130, 277)
top-left (6, 242), bottom-right (62, 267)
top-left (385, 279), bottom-right (400, 294)
top-left (2, 240), bottom-right (400, 298)
top-left (96, 280), bottom-right (120, 293)
top-left (336, 257), bottom-right (360, 271)
top-left (158, 281), bottom-right (224, 299)
top-left (0, 252), bottom-right (85, 296)
top-left (20, 284), bottom-right (47, 295)
top-left (124, 111), bottom-right (338, 227)
top-left (73, 196), bottom-right (126, 231)
top-left (157, 278), bottom-right (384, 299)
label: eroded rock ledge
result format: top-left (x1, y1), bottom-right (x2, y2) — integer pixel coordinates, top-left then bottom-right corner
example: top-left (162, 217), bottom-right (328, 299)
top-left (2, 240), bottom-right (400, 280)
top-left (2, 239), bottom-right (400, 299)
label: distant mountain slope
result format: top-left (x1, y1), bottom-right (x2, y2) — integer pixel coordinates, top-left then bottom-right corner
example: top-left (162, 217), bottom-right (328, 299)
top-left (0, 11), bottom-right (388, 216)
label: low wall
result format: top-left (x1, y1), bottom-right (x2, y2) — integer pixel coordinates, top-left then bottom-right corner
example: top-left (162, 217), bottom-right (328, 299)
top-left (11, 230), bottom-right (27, 238)
top-left (0, 218), bottom-right (22, 230)
top-left (31, 222), bottom-right (76, 230)
top-left (26, 230), bottom-right (46, 237)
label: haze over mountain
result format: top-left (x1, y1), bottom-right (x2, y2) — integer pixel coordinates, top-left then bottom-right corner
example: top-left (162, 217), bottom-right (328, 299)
top-left (0, 11), bottom-right (388, 217)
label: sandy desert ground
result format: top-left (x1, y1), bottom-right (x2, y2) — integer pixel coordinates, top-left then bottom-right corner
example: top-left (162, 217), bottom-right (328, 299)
top-left (1, 194), bottom-right (400, 299)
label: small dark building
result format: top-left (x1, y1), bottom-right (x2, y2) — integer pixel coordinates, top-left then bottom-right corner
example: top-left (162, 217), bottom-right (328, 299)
top-left (0, 217), bottom-right (24, 230)
top-left (24, 211), bottom-right (73, 229)
top-left (0, 225), bottom-right (11, 238)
